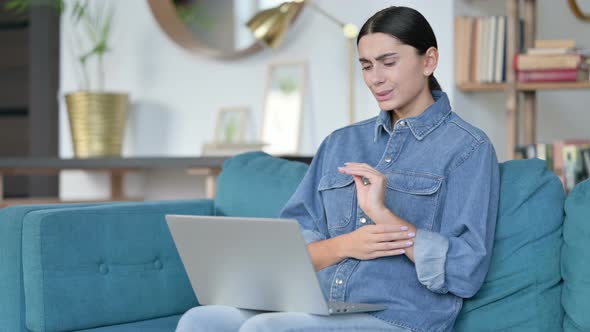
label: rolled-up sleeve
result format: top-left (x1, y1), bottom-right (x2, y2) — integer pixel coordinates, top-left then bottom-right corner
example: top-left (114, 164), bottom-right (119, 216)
top-left (279, 138), bottom-right (331, 245)
top-left (413, 141), bottom-right (500, 298)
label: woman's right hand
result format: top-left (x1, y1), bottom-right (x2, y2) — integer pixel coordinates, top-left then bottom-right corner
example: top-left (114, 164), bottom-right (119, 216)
top-left (340, 224), bottom-right (415, 260)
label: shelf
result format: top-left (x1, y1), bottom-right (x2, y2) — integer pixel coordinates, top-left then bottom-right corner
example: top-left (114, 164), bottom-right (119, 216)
top-left (454, 0), bottom-right (590, 160)
top-left (517, 81), bottom-right (590, 91)
top-left (457, 81), bottom-right (590, 92)
top-left (0, 107), bottom-right (28, 117)
top-left (457, 83), bottom-right (507, 92)
top-left (0, 21), bottom-right (29, 30)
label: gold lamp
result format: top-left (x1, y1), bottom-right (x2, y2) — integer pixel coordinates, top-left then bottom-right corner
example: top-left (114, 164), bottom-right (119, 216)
top-left (247, 0), bottom-right (359, 124)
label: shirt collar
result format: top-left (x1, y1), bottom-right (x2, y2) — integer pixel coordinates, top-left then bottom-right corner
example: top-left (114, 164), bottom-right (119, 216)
top-left (373, 90), bottom-right (452, 142)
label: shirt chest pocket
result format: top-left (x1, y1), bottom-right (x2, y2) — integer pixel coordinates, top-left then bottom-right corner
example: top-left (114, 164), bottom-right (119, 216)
top-left (385, 172), bottom-right (443, 231)
top-left (318, 173), bottom-right (355, 231)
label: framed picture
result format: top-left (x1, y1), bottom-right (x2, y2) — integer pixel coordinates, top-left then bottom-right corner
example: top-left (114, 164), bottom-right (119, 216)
top-left (261, 61), bottom-right (307, 155)
top-left (214, 107), bottom-right (249, 144)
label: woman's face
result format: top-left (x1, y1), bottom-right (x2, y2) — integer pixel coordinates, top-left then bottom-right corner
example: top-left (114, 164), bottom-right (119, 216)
top-left (358, 33), bottom-right (435, 114)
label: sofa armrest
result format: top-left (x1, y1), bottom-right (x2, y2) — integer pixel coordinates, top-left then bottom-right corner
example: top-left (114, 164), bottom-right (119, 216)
top-left (1, 203), bottom-right (104, 332)
top-left (21, 199), bottom-right (213, 332)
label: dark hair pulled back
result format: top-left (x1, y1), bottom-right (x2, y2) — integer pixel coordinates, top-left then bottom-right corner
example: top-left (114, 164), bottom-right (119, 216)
top-left (357, 6), bottom-right (441, 91)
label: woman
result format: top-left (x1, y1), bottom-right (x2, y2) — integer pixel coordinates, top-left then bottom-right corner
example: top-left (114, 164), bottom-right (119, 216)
top-left (177, 6), bottom-right (499, 332)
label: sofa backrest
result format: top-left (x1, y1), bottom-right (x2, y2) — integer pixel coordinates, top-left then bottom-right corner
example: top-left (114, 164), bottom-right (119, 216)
top-left (455, 159), bottom-right (565, 331)
top-left (215, 152), bottom-right (309, 218)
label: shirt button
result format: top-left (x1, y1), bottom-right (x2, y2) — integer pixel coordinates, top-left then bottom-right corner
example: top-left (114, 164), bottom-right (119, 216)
top-left (399, 120), bottom-right (406, 127)
top-left (336, 279), bottom-right (343, 285)
top-left (360, 217), bottom-right (367, 224)
top-left (384, 156), bottom-right (392, 163)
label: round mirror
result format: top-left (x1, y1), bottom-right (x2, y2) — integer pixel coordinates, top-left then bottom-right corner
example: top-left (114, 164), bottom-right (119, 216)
top-left (148, 0), bottom-right (305, 59)
top-left (568, 0), bottom-right (590, 21)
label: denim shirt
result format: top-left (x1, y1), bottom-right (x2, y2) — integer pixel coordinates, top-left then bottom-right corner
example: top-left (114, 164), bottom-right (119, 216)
top-left (280, 91), bottom-right (500, 332)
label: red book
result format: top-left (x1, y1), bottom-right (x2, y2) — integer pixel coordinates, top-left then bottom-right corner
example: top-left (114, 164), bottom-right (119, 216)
top-left (517, 69), bottom-right (589, 82)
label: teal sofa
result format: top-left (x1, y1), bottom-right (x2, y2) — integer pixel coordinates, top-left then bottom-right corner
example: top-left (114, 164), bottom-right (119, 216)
top-left (0, 152), bottom-right (588, 332)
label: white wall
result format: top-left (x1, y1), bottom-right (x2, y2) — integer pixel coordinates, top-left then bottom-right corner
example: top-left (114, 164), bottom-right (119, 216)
top-left (453, 0), bottom-right (590, 161)
top-left (58, 0), bottom-right (455, 200)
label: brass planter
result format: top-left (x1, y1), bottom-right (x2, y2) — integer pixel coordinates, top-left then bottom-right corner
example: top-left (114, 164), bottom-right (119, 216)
top-left (65, 92), bottom-right (129, 158)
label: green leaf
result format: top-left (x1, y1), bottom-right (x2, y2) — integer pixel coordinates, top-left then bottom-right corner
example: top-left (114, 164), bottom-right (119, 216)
top-left (100, 5), bottom-right (114, 46)
top-left (54, 0), bottom-right (64, 13)
top-left (5, 0), bottom-right (22, 10)
top-left (71, 1), bottom-right (87, 25)
top-left (79, 44), bottom-right (100, 63)
top-left (175, 2), bottom-right (214, 30)
top-left (5, 0), bottom-right (31, 15)
top-left (4, 0), bottom-right (66, 14)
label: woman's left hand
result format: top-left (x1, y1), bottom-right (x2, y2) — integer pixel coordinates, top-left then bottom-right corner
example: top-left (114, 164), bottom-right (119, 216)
top-left (338, 162), bottom-right (387, 219)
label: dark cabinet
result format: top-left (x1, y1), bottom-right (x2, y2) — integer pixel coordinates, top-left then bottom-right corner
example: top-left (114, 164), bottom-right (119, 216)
top-left (0, 6), bottom-right (58, 198)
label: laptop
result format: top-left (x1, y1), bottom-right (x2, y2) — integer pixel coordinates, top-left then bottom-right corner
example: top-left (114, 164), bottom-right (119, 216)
top-left (165, 215), bottom-right (387, 315)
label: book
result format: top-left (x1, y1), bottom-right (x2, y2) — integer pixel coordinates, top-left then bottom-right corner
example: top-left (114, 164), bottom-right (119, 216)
top-left (534, 39), bottom-right (576, 49)
top-left (562, 146), bottom-right (589, 192)
top-left (553, 140), bottom-right (590, 191)
top-left (514, 54), bottom-right (584, 70)
top-left (563, 145), bottom-right (580, 192)
top-left (462, 17), bottom-right (474, 83)
top-left (582, 148), bottom-right (590, 181)
top-left (454, 17), bottom-right (474, 84)
top-left (487, 16), bottom-right (497, 83)
top-left (515, 143), bottom-right (554, 171)
top-left (494, 16), bottom-right (506, 83)
top-left (544, 144), bottom-right (554, 172)
top-left (517, 69), bottom-right (589, 82)
top-left (540, 143), bottom-right (554, 173)
top-left (454, 15), bottom-right (520, 85)
top-left (469, 18), bottom-right (479, 83)
top-left (526, 47), bottom-right (574, 55)
top-left (514, 144), bottom-right (537, 159)
top-left (519, 142), bottom-right (590, 191)
top-left (476, 17), bottom-right (486, 82)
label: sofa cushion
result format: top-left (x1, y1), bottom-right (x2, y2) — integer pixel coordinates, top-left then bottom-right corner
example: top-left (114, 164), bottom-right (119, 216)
top-left (455, 159), bottom-right (565, 331)
top-left (77, 314), bottom-right (181, 332)
top-left (215, 152), bottom-right (309, 217)
top-left (22, 200), bottom-right (212, 332)
top-left (562, 179), bottom-right (590, 332)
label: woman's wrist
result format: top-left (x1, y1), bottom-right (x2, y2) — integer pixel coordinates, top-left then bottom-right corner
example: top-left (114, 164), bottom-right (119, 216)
top-left (332, 233), bottom-right (350, 260)
top-left (368, 206), bottom-right (401, 225)
top-left (368, 207), bottom-right (417, 262)
top-left (308, 236), bottom-right (349, 271)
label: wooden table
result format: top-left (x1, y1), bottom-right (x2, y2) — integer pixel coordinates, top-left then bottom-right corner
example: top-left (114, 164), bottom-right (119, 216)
top-left (0, 156), bottom-right (313, 206)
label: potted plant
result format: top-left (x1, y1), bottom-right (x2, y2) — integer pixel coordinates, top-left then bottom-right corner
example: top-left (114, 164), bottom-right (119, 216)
top-left (5, 0), bottom-right (129, 158)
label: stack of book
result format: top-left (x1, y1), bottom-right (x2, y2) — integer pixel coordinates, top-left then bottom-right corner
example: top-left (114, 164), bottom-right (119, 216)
top-left (454, 16), bottom-right (508, 84)
top-left (515, 40), bottom-right (589, 83)
top-left (516, 140), bottom-right (590, 193)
